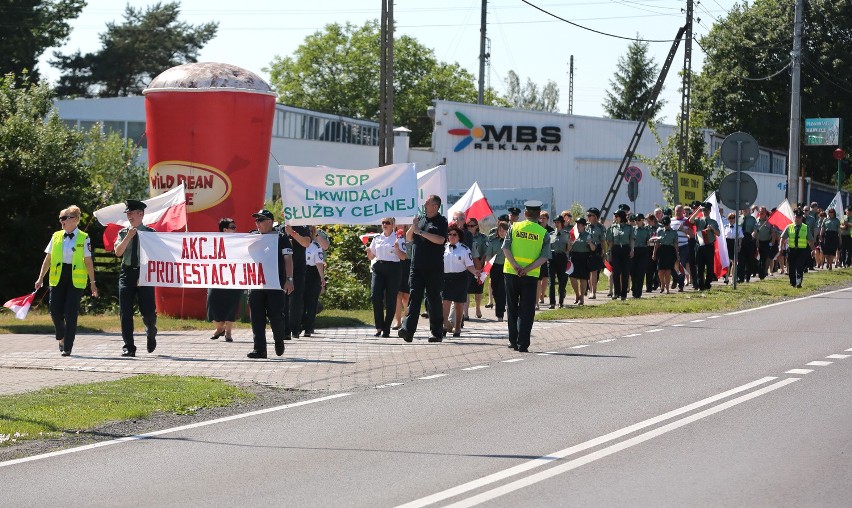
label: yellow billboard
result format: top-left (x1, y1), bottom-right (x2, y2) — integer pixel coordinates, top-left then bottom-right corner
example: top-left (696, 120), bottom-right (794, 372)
top-left (677, 173), bottom-right (704, 205)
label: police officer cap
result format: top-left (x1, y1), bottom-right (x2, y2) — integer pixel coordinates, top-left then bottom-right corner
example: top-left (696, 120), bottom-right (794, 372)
top-left (628, 213), bottom-right (637, 221)
top-left (553, 215), bottom-right (565, 223)
top-left (662, 207), bottom-right (672, 216)
top-left (586, 207), bottom-right (600, 217)
top-left (497, 214), bottom-right (510, 222)
top-left (508, 207), bottom-right (521, 215)
top-left (575, 217), bottom-right (587, 225)
top-left (251, 209), bottom-right (275, 221)
top-left (524, 200), bottom-right (543, 212)
top-left (691, 200), bottom-right (703, 208)
top-left (124, 199), bottom-right (147, 212)
top-left (702, 202), bottom-right (713, 210)
top-left (618, 203), bottom-right (631, 212)
top-left (793, 210), bottom-right (805, 218)
top-left (614, 209), bottom-right (627, 220)
top-left (661, 216), bottom-right (672, 225)
top-left (636, 213), bottom-right (645, 220)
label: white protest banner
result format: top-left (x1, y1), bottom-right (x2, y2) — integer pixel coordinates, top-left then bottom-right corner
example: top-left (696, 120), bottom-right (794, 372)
top-left (279, 163), bottom-right (418, 225)
top-left (138, 231), bottom-right (281, 289)
top-left (406, 165), bottom-right (447, 221)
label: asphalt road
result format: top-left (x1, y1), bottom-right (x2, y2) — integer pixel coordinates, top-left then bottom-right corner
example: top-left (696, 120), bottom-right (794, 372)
top-left (2, 288), bottom-right (850, 507)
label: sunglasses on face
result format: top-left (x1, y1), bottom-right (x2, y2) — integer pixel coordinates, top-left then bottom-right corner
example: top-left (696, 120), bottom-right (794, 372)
top-left (224, 225), bottom-right (237, 230)
top-left (254, 218), bottom-right (270, 223)
top-left (381, 221), bottom-right (392, 225)
top-left (447, 233), bottom-right (459, 237)
top-left (59, 215), bottom-right (77, 221)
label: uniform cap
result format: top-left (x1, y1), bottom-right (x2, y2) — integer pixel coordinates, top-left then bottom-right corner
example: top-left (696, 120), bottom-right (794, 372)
top-left (586, 207), bottom-right (600, 217)
top-left (614, 210), bottom-right (627, 220)
top-left (252, 209), bottom-right (274, 220)
top-left (524, 200), bottom-right (543, 212)
top-left (793, 210), bottom-right (805, 218)
top-left (618, 203), bottom-right (631, 212)
top-left (661, 216), bottom-right (672, 225)
top-left (628, 214), bottom-right (637, 221)
top-left (497, 214), bottom-right (510, 222)
top-left (702, 202), bottom-right (713, 210)
top-left (662, 207), bottom-right (672, 216)
top-left (508, 207), bottom-right (521, 215)
top-left (553, 215), bottom-right (565, 223)
top-left (124, 199), bottom-right (147, 212)
top-left (575, 217), bottom-right (587, 225)
top-left (636, 213), bottom-right (645, 220)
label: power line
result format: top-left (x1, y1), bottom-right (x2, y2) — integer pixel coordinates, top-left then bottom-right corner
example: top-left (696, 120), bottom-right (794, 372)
top-left (520, 0), bottom-right (682, 42)
top-left (802, 57), bottom-right (852, 94)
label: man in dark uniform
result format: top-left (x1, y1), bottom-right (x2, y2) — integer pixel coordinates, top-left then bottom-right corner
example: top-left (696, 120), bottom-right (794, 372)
top-left (283, 223), bottom-right (311, 338)
top-left (503, 200), bottom-right (551, 352)
top-left (113, 200), bottom-right (157, 357)
top-left (781, 210), bottom-right (815, 288)
top-left (399, 194), bottom-right (448, 343)
top-left (631, 213), bottom-right (651, 298)
top-left (738, 207), bottom-right (757, 282)
top-left (689, 202), bottom-right (721, 290)
top-left (247, 209), bottom-right (295, 358)
top-left (507, 207), bottom-right (521, 225)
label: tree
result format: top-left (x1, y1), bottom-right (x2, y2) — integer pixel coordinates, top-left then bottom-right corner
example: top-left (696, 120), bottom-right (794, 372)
top-left (0, 73), bottom-right (148, 303)
top-left (640, 114), bottom-right (726, 206)
top-left (603, 37), bottom-right (664, 121)
top-left (0, 0), bottom-right (85, 83)
top-left (266, 21), bottom-right (499, 147)
top-left (504, 70), bottom-right (560, 112)
top-left (693, 0), bottom-right (852, 185)
top-left (52, 1), bottom-right (217, 97)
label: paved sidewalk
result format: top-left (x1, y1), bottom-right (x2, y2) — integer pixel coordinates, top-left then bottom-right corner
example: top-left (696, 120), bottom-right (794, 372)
top-left (0, 289), bottom-right (700, 395)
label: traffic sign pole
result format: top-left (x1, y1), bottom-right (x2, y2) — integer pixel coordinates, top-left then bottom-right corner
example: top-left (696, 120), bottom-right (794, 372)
top-left (733, 141), bottom-right (742, 290)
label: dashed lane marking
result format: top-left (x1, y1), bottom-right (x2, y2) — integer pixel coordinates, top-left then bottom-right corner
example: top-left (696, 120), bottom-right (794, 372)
top-left (707, 315), bottom-right (721, 319)
top-left (623, 333), bottom-right (642, 338)
top-left (690, 319), bottom-right (705, 323)
top-left (418, 374), bottom-right (447, 380)
top-left (502, 359), bottom-right (524, 363)
top-left (462, 365), bottom-right (489, 371)
top-left (806, 361), bottom-right (833, 366)
top-left (597, 339), bottom-right (616, 343)
top-left (785, 369), bottom-right (813, 375)
top-left (376, 383), bottom-right (404, 388)
top-left (646, 329), bottom-right (663, 333)
top-left (672, 324), bottom-right (685, 327)
top-left (570, 345), bottom-right (589, 349)
top-left (826, 354), bottom-right (849, 359)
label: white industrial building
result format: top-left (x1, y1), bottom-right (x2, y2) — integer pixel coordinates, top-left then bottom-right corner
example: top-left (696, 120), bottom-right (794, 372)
top-left (54, 96), bottom-right (789, 216)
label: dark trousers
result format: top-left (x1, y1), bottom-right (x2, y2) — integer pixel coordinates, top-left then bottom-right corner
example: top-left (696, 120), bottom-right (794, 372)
top-left (249, 288), bottom-right (288, 353)
top-left (371, 260), bottom-right (401, 334)
top-left (676, 244), bottom-right (690, 289)
top-left (631, 247), bottom-right (649, 297)
top-left (403, 265), bottom-right (444, 338)
top-left (505, 273), bottom-right (538, 350)
top-left (118, 266), bottom-right (156, 352)
top-left (490, 263), bottom-right (506, 319)
top-left (841, 235), bottom-right (852, 266)
top-left (50, 264), bottom-right (84, 352)
top-left (788, 248), bottom-right (808, 286)
top-left (288, 267), bottom-right (306, 335)
top-left (302, 265), bottom-right (322, 334)
top-left (611, 244), bottom-right (632, 299)
top-left (757, 240), bottom-right (772, 279)
top-left (549, 252), bottom-right (569, 306)
top-left (695, 243), bottom-right (715, 289)
top-left (740, 235), bottom-right (756, 281)
top-left (646, 249), bottom-right (658, 291)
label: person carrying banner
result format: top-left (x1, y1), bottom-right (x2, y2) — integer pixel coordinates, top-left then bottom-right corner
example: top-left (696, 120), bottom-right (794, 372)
top-left (503, 200), bottom-right (551, 352)
top-left (35, 205), bottom-right (98, 356)
top-left (781, 210), bottom-right (815, 288)
top-left (207, 218), bottom-right (242, 343)
top-left (113, 200), bottom-right (157, 357)
top-left (399, 195), bottom-right (448, 343)
top-left (688, 202), bottom-right (720, 291)
top-left (247, 209), bottom-right (295, 358)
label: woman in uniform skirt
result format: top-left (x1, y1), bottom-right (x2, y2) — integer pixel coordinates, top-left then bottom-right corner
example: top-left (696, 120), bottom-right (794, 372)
top-left (442, 224), bottom-right (479, 337)
top-left (652, 216), bottom-right (680, 295)
top-left (208, 218), bottom-right (242, 342)
top-left (820, 208), bottom-right (841, 269)
top-left (301, 226), bottom-right (326, 337)
top-left (568, 217), bottom-right (594, 305)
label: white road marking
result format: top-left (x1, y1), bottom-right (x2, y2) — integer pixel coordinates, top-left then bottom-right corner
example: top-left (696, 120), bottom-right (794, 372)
top-left (806, 361), bottom-right (833, 366)
top-left (671, 324), bottom-right (685, 327)
top-left (462, 365), bottom-right (489, 371)
top-left (376, 383), bottom-right (404, 388)
top-left (395, 377), bottom-right (780, 508)
top-left (623, 333), bottom-right (642, 338)
top-left (501, 358), bottom-right (524, 363)
top-left (440, 378), bottom-right (799, 508)
top-left (418, 374), bottom-right (448, 380)
top-left (597, 339), bottom-right (616, 343)
top-left (785, 369), bottom-right (813, 375)
top-left (826, 354), bottom-right (850, 359)
top-left (570, 345), bottom-right (589, 349)
top-left (726, 286), bottom-right (852, 315)
top-left (646, 329), bottom-right (663, 333)
top-left (707, 315), bottom-right (721, 319)
top-left (690, 319), bottom-right (705, 323)
top-left (0, 393), bottom-right (351, 469)
top-left (846, 348), bottom-right (852, 352)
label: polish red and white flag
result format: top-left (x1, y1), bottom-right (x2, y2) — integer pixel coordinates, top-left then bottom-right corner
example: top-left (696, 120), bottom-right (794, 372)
top-left (447, 181), bottom-right (493, 222)
top-left (767, 199), bottom-right (795, 231)
top-left (478, 254), bottom-right (497, 283)
top-left (3, 292), bottom-right (36, 320)
top-left (94, 184), bottom-right (187, 251)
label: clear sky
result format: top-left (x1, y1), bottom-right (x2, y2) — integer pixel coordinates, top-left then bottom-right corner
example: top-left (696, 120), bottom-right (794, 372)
top-left (37, 0), bottom-right (743, 125)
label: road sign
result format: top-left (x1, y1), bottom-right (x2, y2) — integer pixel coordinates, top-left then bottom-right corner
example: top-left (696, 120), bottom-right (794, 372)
top-left (721, 132), bottom-right (759, 171)
top-left (624, 166), bottom-right (643, 183)
top-left (676, 172), bottom-right (704, 205)
top-left (718, 171), bottom-right (758, 210)
top-left (627, 179), bottom-right (638, 202)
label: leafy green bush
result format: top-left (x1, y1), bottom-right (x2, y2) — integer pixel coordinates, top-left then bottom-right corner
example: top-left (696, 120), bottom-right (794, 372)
top-left (320, 225), bottom-right (373, 310)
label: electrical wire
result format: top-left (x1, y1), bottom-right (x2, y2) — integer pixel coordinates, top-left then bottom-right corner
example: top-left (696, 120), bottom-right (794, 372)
top-left (802, 57), bottom-right (852, 94)
top-left (740, 59), bottom-right (792, 81)
top-left (520, 0), bottom-right (682, 42)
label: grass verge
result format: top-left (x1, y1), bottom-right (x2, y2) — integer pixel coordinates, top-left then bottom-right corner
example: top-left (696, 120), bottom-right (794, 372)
top-left (0, 308), bottom-right (373, 334)
top-left (0, 375), bottom-right (251, 446)
top-left (537, 267), bottom-right (852, 320)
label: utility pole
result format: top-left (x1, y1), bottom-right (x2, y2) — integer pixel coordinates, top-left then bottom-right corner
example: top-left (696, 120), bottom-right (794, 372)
top-left (676, 0), bottom-right (693, 205)
top-left (568, 55), bottom-right (574, 115)
top-left (787, 0), bottom-right (804, 204)
top-left (379, 0), bottom-right (394, 166)
top-left (478, 0), bottom-right (487, 104)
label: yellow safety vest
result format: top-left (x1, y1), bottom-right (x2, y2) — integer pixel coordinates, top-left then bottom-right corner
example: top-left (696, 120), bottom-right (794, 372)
top-left (49, 230), bottom-right (89, 288)
top-left (504, 220), bottom-right (546, 278)
top-left (786, 223), bottom-right (809, 249)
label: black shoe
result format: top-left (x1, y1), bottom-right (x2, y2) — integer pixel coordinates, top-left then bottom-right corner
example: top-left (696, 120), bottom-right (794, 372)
top-left (224, 335), bottom-right (234, 342)
top-left (58, 343), bottom-right (64, 352)
top-left (210, 331), bottom-right (224, 340)
top-left (381, 331), bottom-right (390, 338)
top-left (428, 336), bottom-right (443, 342)
top-left (453, 331), bottom-right (461, 337)
top-left (121, 348), bottom-right (136, 357)
top-left (518, 348), bottom-right (529, 353)
top-left (274, 339), bottom-right (285, 356)
top-left (548, 304), bottom-right (555, 309)
top-left (485, 304), bottom-right (494, 309)
top-left (61, 351), bottom-right (71, 357)
top-left (508, 344), bottom-right (516, 349)
top-left (291, 332), bottom-right (300, 339)
top-left (147, 337), bottom-right (157, 354)
top-left (392, 325), bottom-right (402, 330)
top-left (398, 328), bottom-right (413, 342)
top-left (303, 331), bottom-right (312, 338)
top-left (420, 312), bottom-right (428, 318)
top-left (247, 350), bottom-right (268, 359)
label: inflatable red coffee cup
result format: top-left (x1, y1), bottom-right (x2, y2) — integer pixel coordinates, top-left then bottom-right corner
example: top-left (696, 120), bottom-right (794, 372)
top-left (143, 62), bottom-right (276, 318)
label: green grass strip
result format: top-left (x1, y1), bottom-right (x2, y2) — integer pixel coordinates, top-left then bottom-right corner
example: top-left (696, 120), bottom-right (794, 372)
top-left (537, 267), bottom-right (852, 320)
top-left (0, 375), bottom-right (251, 446)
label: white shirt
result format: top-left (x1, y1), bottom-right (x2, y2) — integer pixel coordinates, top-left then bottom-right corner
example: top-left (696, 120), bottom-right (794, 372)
top-left (305, 241), bottom-right (325, 267)
top-left (669, 218), bottom-right (690, 247)
top-left (443, 243), bottom-right (474, 273)
top-left (44, 228), bottom-right (92, 263)
top-left (724, 222), bottom-right (744, 240)
top-left (369, 232), bottom-right (400, 262)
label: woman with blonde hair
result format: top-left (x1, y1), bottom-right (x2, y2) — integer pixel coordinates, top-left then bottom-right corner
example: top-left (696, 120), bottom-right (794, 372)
top-left (366, 217), bottom-right (404, 337)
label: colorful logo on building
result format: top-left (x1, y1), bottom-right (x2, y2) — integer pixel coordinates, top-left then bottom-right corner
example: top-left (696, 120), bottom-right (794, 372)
top-left (447, 111), bottom-right (562, 153)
